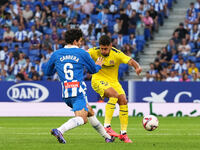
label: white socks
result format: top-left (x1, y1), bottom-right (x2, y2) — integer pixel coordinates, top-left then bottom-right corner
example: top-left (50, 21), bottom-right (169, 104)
top-left (104, 124), bottom-right (111, 128)
top-left (88, 116), bottom-right (111, 139)
top-left (120, 130), bottom-right (127, 135)
top-left (57, 115), bottom-right (111, 140)
top-left (57, 116), bottom-right (84, 134)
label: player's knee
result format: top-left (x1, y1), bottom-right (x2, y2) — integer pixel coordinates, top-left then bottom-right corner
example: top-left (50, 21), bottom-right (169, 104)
top-left (88, 106), bottom-right (95, 117)
top-left (118, 95), bottom-right (127, 105)
top-left (75, 108), bottom-right (89, 124)
top-left (82, 116), bottom-right (88, 124)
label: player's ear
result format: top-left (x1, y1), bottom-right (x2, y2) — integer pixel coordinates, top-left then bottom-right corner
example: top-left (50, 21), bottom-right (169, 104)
top-left (73, 40), bottom-right (77, 45)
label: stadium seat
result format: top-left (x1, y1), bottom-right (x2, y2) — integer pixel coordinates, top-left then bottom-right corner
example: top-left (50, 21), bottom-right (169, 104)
top-left (136, 35), bottom-right (145, 52)
top-left (0, 28), bottom-right (4, 41)
top-left (195, 62), bottom-right (200, 70)
top-left (0, 42), bottom-right (8, 47)
top-left (187, 56), bottom-right (196, 62)
top-left (128, 28), bottom-right (136, 35)
top-left (27, 22), bottom-right (35, 29)
top-left (11, 42), bottom-right (22, 48)
top-left (79, 13), bottom-right (87, 22)
top-left (19, 48), bottom-right (29, 56)
top-left (41, 49), bottom-right (48, 56)
top-left (63, 7), bottom-right (69, 12)
top-left (44, 28), bottom-right (52, 34)
top-left (91, 14), bottom-right (98, 24)
top-left (107, 14), bottom-right (113, 22)
top-left (29, 55), bottom-right (40, 62)
top-left (108, 26), bottom-right (114, 34)
top-left (29, 49), bottom-right (40, 56)
top-left (118, 64), bottom-right (129, 79)
top-left (123, 35), bottom-right (130, 44)
top-left (51, 6), bottom-right (57, 12)
top-left (114, 14), bottom-right (120, 20)
top-left (23, 42), bottom-right (30, 48)
top-left (114, 1), bottom-right (121, 7)
top-left (189, 42), bottom-right (195, 50)
top-left (196, 57), bottom-right (200, 62)
top-left (112, 34), bottom-right (118, 39)
top-left (57, 28), bottom-right (63, 35)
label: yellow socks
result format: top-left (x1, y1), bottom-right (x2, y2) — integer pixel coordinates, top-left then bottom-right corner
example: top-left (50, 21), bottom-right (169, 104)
top-left (119, 105), bottom-right (128, 132)
top-left (104, 98), bottom-right (128, 133)
top-left (104, 97), bottom-right (118, 127)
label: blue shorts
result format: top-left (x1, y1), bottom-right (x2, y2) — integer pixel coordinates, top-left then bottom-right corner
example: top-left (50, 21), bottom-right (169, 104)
top-left (63, 95), bottom-right (89, 112)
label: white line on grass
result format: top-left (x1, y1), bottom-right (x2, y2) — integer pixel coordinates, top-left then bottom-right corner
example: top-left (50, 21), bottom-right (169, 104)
top-left (0, 127), bottom-right (199, 131)
top-left (1, 133), bottom-right (200, 136)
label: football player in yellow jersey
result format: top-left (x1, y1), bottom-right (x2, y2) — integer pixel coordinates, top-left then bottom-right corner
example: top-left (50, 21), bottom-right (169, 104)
top-left (88, 35), bottom-right (142, 143)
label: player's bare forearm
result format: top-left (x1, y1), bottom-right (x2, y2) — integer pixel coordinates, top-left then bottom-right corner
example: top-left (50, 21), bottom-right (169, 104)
top-left (128, 59), bottom-right (142, 75)
top-left (128, 59), bottom-right (140, 69)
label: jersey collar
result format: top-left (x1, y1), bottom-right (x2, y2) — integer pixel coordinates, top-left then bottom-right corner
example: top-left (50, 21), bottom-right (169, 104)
top-left (64, 45), bottom-right (79, 48)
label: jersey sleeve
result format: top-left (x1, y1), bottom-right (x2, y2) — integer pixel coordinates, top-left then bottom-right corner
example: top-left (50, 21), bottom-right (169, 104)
top-left (118, 51), bottom-right (132, 64)
top-left (82, 51), bottom-right (101, 74)
top-left (42, 52), bottom-right (56, 76)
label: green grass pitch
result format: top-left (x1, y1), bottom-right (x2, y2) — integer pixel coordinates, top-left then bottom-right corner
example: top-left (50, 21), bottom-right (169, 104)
top-left (0, 117), bottom-right (199, 150)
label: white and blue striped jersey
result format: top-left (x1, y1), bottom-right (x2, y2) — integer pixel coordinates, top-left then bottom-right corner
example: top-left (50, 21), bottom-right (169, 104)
top-left (43, 45), bottom-right (101, 98)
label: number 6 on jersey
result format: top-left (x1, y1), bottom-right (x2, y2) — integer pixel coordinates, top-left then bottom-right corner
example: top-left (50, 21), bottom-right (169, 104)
top-left (64, 63), bottom-right (74, 80)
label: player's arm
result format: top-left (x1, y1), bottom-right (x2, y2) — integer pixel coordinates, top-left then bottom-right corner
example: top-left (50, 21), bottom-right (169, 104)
top-left (42, 53), bottom-right (56, 76)
top-left (118, 51), bottom-right (142, 76)
top-left (82, 51), bottom-right (103, 74)
top-left (128, 59), bottom-right (142, 75)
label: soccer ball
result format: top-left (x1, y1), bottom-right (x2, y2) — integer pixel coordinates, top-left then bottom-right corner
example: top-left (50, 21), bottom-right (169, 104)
top-left (143, 115), bottom-right (159, 131)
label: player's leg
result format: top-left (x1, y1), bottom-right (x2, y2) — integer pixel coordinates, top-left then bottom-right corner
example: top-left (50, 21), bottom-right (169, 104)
top-left (103, 88), bottom-right (120, 137)
top-left (91, 79), bottom-right (119, 137)
top-left (51, 108), bottom-right (87, 143)
top-left (57, 98), bottom-right (88, 134)
top-left (117, 94), bottom-right (132, 143)
top-left (87, 106), bottom-right (114, 143)
top-left (51, 97), bottom-right (88, 143)
top-left (118, 94), bottom-right (128, 134)
top-left (104, 87), bottom-right (118, 128)
top-left (109, 82), bottom-right (132, 143)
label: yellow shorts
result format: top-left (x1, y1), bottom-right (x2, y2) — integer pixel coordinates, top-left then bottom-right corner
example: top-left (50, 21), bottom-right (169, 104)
top-left (91, 79), bottom-right (125, 98)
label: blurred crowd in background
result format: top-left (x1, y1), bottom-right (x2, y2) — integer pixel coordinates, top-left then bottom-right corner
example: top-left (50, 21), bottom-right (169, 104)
top-left (143, 1), bottom-right (200, 82)
top-left (1, 0), bottom-right (199, 82)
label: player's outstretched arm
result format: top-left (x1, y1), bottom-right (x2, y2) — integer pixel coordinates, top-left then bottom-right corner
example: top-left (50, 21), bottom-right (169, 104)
top-left (42, 53), bottom-right (56, 76)
top-left (128, 59), bottom-right (142, 76)
top-left (82, 52), bottom-right (102, 74)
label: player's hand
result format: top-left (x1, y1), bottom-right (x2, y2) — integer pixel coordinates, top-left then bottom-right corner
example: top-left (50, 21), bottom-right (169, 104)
top-left (96, 57), bottom-right (104, 67)
top-left (136, 67), bottom-right (142, 76)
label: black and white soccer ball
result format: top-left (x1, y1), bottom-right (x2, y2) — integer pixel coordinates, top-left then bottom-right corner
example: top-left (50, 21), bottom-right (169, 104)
top-left (143, 115), bottom-right (159, 131)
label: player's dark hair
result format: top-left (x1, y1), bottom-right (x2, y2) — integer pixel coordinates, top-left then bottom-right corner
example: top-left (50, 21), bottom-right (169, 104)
top-left (65, 29), bottom-right (83, 44)
top-left (99, 35), bottom-right (111, 46)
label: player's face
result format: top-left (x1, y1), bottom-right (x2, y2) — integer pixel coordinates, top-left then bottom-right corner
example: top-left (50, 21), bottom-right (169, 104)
top-left (100, 44), bottom-right (111, 57)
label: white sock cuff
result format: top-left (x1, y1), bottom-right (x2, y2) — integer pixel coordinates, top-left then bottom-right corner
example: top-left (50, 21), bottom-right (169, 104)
top-left (73, 116), bottom-right (84, 125)
top-left (104, 124), bottom-right (111, 128)
top-left (120, 130), bottom-right (127, 134)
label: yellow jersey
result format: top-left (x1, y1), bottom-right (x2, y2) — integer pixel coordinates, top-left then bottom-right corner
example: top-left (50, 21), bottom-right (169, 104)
top-left (188, 67), bottom-right (199, 75)
top-left (88, 47), bottom-right (131, 82)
